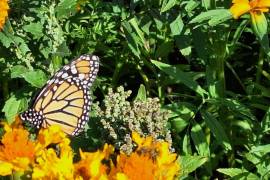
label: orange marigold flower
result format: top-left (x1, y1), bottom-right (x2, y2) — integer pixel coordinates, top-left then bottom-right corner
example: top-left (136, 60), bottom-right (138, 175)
top-left (0, 0), bottom-right (9, 30)
top-left (110, 132), bottom-right (180, 180)
top-left (74, 144), bottom-right (114, 180)
top-left (0, 122), bottom-right (35, 176)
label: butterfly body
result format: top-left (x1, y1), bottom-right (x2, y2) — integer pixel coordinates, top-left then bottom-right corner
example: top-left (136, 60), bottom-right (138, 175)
top-left (20, 54), bottom-right (99, 136)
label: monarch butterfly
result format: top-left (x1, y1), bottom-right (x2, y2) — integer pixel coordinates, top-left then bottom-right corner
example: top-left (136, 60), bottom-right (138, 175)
top-left (20, 54), bottom-right (99, 136)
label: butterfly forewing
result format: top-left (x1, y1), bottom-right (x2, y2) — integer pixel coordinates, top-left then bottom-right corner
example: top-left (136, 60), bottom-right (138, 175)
top-left (20, 54), bottom-right (99, 136)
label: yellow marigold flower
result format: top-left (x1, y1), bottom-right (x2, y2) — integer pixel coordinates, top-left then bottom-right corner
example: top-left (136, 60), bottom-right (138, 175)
top-left (0, 122), bottom-right (35, 176)
top-left (230, 0), bottom-right (270, 19)
top-left (32, 125), bottom-right (74, 179)
top-left (110, 132), bottom-right (180, 180)
top-left (74, 144), bottom-right (114, 180)
top-left (32, 141), bottom-right (74, 179)
top-left (37, 125), bottom-right (68, 148)
top-left (0, 0), bottom-right (9, 30)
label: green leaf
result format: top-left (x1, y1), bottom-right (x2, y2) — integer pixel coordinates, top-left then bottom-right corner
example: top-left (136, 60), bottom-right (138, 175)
top-left (170, 14), bottom-right (184, 36)
top-left (155, 41), bottom-right (173, 58)
top-left (56, 0), bottom-right (77, 19)
top-left (151, 60), bottom-right (208, 97)
top-left (180, 155), bottom-right (208, 176)
top-left (135, 84), bottom-right (147, 101)
top-left (201, 110), bottom-right (232, 150)
top-left (191, 122), bottom-right (210, 156)
top-left (0, 32), bottom-right (13, 48)
top-left (208, 10), bottom-right (233, 26)
top-left (165, 102), bottom-right (195, 133)
top-left (161, 0), bottom-right (176, 13)
top-left (23, 22), bottom-right (43, 39)
top-left (128, 18), bottom-right (146, 49)
top-left (122, 21), bottom-right (141, 58)
top-left (2, 95), bottom-right (24, 123)
top-left (207, 98), bottom-right (256, 121)
top-left (217, 168), bottom-right (259, 179)
top-left (21, 70), bottom-right (48, 88)
top-left (10, 65), bottom-right (28, 78)
top-left (190, 9), bottom-right (232, 25)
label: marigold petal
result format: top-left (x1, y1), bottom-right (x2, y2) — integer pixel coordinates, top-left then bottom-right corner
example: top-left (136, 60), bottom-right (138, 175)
top-left (256, 0), bottom-right (270, 7)
top-left (230, 3), bottom-right (251, 19)
top-left (0, 162), bottom-right (13, 176)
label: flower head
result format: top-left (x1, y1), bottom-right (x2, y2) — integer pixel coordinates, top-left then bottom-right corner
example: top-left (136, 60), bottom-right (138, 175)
top-left (0, 0), bottom-right (9, 30)
top-left (0, 119), bottom-right (35, 176)
top-left (230, 0), bottom-right (270, 19)
top-left (110, 132), bottom-right (180, 180)
top-left (74, 144), bottom-right (114, 180)
top-left (32, 125), bottom-right (74, 179)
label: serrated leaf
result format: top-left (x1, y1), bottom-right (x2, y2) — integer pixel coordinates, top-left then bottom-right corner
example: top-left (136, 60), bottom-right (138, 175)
top-left (151, 60), bottom-right (208, 97)
top-left (180, 155), bottom-right (208, 176)
top-left (201, 110), bottom-right (232, 150)
top-left (21, 70), bottom-right (47, 88)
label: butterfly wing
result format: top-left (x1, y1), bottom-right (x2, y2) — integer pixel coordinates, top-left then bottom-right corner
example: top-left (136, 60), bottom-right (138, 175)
top-left (20, 54), bottom-right (99, 136)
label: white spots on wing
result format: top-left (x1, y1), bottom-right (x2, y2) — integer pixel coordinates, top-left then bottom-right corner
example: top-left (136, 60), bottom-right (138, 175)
top-left (79, 74), bottom-right (85, 79)
top-left (62, 73), bottom-right (68, 79)
top-left (91, 55), bottom-right (99, 61)
top-left (53, 86), bottom-right (57, 91)
top-left (71, 66), bottom-right (77, 74)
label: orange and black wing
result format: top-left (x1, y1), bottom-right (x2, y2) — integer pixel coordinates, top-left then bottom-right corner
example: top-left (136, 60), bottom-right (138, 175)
top-left (20, 54), bottom-right (99, 136)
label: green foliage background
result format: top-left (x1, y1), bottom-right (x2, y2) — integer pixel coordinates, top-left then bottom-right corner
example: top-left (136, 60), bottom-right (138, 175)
top-left (1, 0), bottom-right (270, 179)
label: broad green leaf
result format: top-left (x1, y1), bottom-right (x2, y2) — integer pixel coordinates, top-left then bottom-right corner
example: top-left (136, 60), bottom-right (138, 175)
top-left (191, 122), bottom-right (210, 156)
top-left (190, 9), bottom-right (232, 24)
top-left (10, 65), bottom-right (28, 78)
top-left (161, 0), bottom-right (176, 13)
top-left (180, 155), bottom-right (208, 177)
top-left (0, 32), bottom-right (13, 48)
top-left (23, 22), bottom-right (43, 39)
top-left (135, 84), bottom-right (147, 101)
top-left (21, 70), bottom-right (47, 88)
top-left (201, 110), bottom-right (232, 150)
top-left (2, 95), bottom-right (25, 123)
top-left (151, 60), bottom-right (208, 97)
top-left (56, 0), bottom-right (77, 19)
top-left (208, 10), bottom-right (233, 26)
top-left (170, 14), bottom-right (184, 36)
